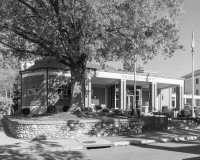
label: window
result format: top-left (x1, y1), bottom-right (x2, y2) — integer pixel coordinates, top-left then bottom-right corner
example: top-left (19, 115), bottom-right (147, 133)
top-left (58, 85), bottom-right (71, 99)
top-left (196, 89), bottom-right (199, 95)
top-left (28, 84), bottom-right (38, 99)
top-left (196, 78), bottom-right (199, 84)
top-left (173, 88), bottom-right (176, 93)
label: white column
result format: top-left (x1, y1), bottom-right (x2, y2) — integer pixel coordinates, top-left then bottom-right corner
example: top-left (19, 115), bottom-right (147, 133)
top-left (168, 88), bottom-right (172, 109)
top-left (176, 85), bottom-right (184, 111)
top-left (105, 87), bottom-right (107, 108)
top-left (119, 79), bottom-right (126, 110)
top-left (149, 82), bottom-right (157, 112)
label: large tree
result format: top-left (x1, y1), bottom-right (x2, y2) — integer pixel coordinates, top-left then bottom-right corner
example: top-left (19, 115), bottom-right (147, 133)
top-left (0, 0), bottom-right (185, 110)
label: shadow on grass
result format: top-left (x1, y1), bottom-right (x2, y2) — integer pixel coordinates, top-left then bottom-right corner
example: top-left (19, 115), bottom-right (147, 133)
top-left (0, 140), bottom-right (90, 160)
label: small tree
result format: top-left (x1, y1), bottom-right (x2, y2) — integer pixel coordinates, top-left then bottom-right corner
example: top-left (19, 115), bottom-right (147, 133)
top-left (0, 53), bottom-right (20, 114)
top-left (0, 0), bottom-right (185, 111)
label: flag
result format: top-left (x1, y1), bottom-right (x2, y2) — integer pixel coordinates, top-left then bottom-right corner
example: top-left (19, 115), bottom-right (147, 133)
top-left (191, 30), bottom-right (195, 52)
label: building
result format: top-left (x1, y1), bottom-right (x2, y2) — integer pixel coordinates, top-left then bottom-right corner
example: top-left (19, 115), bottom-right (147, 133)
top-left (20, 58), bottom-right (185, 114)
top-left (179, 70), bottom-right (200, 107)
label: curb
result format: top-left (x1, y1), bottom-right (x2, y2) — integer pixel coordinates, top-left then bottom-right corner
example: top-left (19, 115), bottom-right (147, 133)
top-left (112, 135), bottom-right (200, 147)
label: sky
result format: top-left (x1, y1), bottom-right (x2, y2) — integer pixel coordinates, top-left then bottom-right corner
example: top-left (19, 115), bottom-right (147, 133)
top-left (108, 0), bottom-right (200, 78)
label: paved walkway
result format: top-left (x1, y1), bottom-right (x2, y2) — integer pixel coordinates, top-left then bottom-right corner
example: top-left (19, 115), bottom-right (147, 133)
top-left (1, 119), bottom-right (200, 152)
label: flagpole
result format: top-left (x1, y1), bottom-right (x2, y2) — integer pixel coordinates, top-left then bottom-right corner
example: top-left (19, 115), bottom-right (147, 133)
top-left (192, 49), bottom-right (194, 117)
top-left (191, 30), bottom-right (195, 118)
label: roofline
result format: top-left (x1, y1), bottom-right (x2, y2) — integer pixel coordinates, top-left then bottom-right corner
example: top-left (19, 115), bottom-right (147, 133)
top-left (20, 66), bottom-right (182, 80)
top-left (181, 73), bottom-right (200, 79)
top-left (20, 66), bottom-right (97, 74)
top-left (96, 69), bottom-right (184, 80)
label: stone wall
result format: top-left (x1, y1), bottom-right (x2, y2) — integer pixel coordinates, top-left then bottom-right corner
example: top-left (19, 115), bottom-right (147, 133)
top-left (141, 116), bottom-right (168, 130)
top-left (3, 116), bottom-right (143, 140)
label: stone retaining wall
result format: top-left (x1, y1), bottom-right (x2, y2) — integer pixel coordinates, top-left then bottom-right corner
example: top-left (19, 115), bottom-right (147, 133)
top-left (3, 116), bottom-right (143, 140)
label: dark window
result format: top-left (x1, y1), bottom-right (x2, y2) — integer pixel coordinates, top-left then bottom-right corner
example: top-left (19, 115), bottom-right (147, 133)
top-left (28, 84), bottom-right (38, 99)
top-left (58, 84), bottom-right (71, 99)
top-left (196, 89), bottom-right (199, 95)
top-left (196, 78), bottom-right (199, 84)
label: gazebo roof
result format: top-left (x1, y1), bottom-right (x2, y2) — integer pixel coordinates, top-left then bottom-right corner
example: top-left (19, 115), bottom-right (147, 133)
top-left (21, 58), bottom-right (116, 73)
top-left (21, 58), bottom-right (67, 72)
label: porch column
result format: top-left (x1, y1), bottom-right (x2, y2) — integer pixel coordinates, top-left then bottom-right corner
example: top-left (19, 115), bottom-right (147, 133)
top-left (119, 79), bottom-right (126, 110)
top-left (176, 85), bottom-right (184, 111)
top-left (85, 77), bottom-right (91, 108)
top-left (184, 98), bottom-right (187, 104)
top-left (169, 88), bottom-right (172, 109)
top-left (149, 82), bottom-right (157, 112)
top-left (105, 87), bottom-right (108, 108)
top-left (157, 90), bottom-right (161, 111)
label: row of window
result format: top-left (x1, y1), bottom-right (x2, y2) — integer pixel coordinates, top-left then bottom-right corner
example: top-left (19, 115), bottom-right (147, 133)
top-left (28, 84), bottom-right (71, 99)
top-left (173, 88), bottom-right (199, 95)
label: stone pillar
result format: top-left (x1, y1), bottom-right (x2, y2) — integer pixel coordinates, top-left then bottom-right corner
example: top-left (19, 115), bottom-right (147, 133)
top-left (176, 85), bottom-right (184, 111)
top-left (85, 77), bottom-right (91, 108)
top-left (149, 82), bottom-right (157, 112)
top-left (119, 79), bottom-right (126, 110)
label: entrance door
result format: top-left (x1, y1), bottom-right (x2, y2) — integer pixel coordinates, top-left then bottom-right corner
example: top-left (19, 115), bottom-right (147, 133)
top-left (126, 95), bottom-right (134, 111)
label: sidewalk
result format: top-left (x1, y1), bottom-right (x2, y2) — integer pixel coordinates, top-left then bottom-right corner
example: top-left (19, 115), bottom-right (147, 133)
top-left (102, 128), bottom-right (200, 146)
top-left (1, 124), bottom-right (200, 152)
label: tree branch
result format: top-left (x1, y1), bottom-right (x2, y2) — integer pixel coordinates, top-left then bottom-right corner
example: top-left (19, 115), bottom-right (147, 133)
top-left (17, 0), bottom-right (44, 20)
top-left (0, 40), bottom-right (49, 56)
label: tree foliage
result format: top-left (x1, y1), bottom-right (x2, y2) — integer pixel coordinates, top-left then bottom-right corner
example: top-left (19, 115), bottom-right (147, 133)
top-left (0, 52), bottom-right (20, 113)
top-left (0, 0), bottom-right (185, 110)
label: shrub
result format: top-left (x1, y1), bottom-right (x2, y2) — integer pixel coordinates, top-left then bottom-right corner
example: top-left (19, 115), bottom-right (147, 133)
top-left (47, 105), bottom-right (56, 113)
top-left (63, 106), bottom-right (70, 112)
top-left (177, 109), bottom-right (191, 117)
top-left (101, 108), bottom-right (110, 113)
top-left (111, 109), bottom-right (124, 116)
top-left (21, 108), bottom-right (30, 115)
top-left (184, 103), bottom-right (192, 110)
top-left (94, 105), bottom-right (102, 111)
top-left (84, 107), bottom-right (93, 112)
top-left (162, 106), bottom-right (168, 112)
top-left (194, 108), bottom-right (200, 118)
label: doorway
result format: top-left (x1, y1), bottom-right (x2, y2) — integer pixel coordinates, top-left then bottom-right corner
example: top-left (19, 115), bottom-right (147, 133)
top-left (126, 90), bottom-right (141, 111)
top-left (126, 95), bottom-right (134, 111)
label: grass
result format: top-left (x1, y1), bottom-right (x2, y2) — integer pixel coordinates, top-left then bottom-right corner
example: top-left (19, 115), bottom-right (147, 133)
top-left (6, 111), bottom-right (128, 121)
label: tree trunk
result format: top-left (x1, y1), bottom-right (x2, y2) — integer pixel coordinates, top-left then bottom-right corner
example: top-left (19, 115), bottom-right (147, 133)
top-left (70, 60), bottom-right (86, 111)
